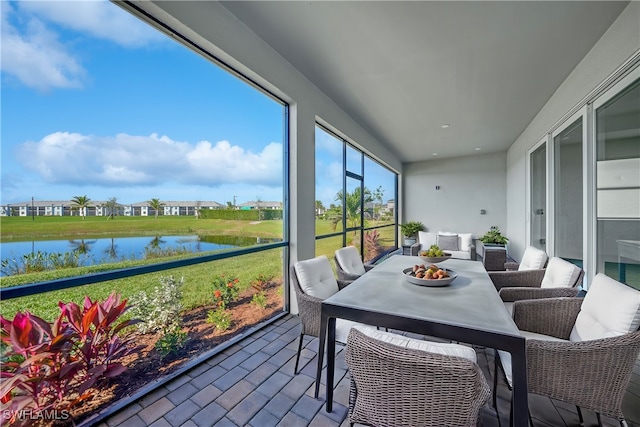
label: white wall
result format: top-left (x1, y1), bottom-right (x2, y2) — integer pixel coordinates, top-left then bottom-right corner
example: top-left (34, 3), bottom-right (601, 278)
top-left (403, 152), bottom-right (507, 240)
top-left (506, 2), bottom-right (640, 263)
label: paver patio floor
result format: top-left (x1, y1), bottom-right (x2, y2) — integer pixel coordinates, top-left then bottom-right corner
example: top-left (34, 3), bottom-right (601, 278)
top-left (99, 314), bottom-right (640, 427)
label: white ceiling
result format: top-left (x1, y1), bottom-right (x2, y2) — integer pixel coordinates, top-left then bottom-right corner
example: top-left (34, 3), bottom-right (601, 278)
top-left (220, 1), bottom-right (628, 162)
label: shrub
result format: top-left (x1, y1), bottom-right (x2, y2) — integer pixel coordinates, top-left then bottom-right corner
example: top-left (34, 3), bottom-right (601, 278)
top-left (155, 330), bottom-right (188, 358)
top-left (206, 308), bottom-right (232, 331)
top-left (212, 275), bottom-right (240, 309)
top-left (251, 274), bottom-right (271, 309)
top-left (0, 293), bottom-right (140, 419)
top-left (130, 276), bottom-right (184, 335)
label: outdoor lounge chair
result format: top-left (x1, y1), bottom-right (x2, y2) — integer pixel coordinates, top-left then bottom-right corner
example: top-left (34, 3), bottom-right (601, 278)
top-left (505, 274), bottom-right (640, 426)
top-left (334, 245), bottom-right (374, 282)
top-left (345, 326), bottom-right (490, 427)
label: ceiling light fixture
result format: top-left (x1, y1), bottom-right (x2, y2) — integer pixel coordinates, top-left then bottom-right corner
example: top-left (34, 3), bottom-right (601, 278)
top-left (475, 147), bottom-right (482, 151)
top-left (432, 153), bottom-right (438, 156)
top-left (441, 124), bottom-right (450, 129)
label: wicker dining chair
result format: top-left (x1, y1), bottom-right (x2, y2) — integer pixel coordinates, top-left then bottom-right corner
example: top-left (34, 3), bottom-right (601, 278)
top-left (508, 274), bottom-right (640, 427)
top-left (345, 327), bottom-right (490, 427)
top-left (334, 246), bottom-right (375, 282)
top-left (490, 256), bottom-right (584, 293)
top-left (290, 256), bottom-right (357, 375)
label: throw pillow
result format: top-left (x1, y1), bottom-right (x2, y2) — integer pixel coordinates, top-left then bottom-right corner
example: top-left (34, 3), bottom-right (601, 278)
top-left (438, 234), bottom-right (459, 251)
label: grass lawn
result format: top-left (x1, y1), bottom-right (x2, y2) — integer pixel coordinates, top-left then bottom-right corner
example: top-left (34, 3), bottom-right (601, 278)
top-left (0, 216), bottom-right (397, 320)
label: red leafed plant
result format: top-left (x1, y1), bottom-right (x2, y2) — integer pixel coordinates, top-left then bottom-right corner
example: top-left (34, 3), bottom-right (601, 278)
top-left (0, 292), bottom-right (141, 423)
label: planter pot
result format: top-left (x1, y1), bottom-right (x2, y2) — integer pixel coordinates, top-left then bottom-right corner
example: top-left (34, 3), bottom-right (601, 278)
top-left (404, 237), bottom-right (417, 246)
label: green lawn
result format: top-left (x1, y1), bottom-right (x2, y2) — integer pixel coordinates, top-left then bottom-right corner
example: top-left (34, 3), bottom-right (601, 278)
top-left (0, 216), bottom-right (397, 320)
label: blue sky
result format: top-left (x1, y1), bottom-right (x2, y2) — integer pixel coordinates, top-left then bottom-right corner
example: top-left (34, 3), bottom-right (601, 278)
top-left (1, 0), bottom-right (285, 206)
top-left (1, 0), bottom-right (395, 209)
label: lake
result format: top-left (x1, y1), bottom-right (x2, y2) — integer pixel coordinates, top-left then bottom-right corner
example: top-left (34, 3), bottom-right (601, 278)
top-left (0, 235), bottom-right (280, 276)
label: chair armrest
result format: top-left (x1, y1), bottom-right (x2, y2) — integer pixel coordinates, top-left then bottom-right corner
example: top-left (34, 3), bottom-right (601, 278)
top-left (337, 279), bottom-right (353, 290)
top-left (410, 242), bottom-right (421, 256)
top-left (504, 262), bottom-right (520, 271)
top-left (526, 330), bottom-right (640, 413)
top-left (293, 288), bottom-right (323, 337)
top-left (499, 286), bottom-right (581, 302)
top-left (337, 269), bottom-right (362, 282)
top-left (470, 244), bottom-right (476, 261)
top-left (513, 297), bottom-right (582, 339)
top-left (488, 269), bottom-right (546, 290)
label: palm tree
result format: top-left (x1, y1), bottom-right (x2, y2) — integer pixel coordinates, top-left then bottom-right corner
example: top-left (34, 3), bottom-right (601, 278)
top-left (71, 195), bottom-right (91, 220)
top-left (333, 187), bottom-right (373, 231)
top-left (148, 198), bottom-right (164, 219)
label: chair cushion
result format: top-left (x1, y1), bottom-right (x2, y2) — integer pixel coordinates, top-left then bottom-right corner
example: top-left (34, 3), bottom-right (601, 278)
top-left (570, 273), bottom-right (640, 342)
top-left (458, 233), bottom-right (473, 252)
top-left (446, 250), bottom-right (472, 260)
top-left (353, 325), bottom-right (477, 362)
top-left (418, 231), bottom-right (437, 249)
top-left (335, 246), bottom-right (366, 276)
top-left (519, 246), bottom-right (548, 271)
top-left (437, 234), bottom-right (459, 251)
top-left (540, 257), bottom-right (581, 288)
top-left (294, 256), bottom-right (339, 300)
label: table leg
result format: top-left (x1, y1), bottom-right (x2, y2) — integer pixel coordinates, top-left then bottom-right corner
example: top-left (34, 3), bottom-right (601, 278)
top-left (325, 317), bottom-right (336, 412)
top-left (314, 313), bottom-right (327, 399)
top-left (510, 343), bottom-right (529, 427)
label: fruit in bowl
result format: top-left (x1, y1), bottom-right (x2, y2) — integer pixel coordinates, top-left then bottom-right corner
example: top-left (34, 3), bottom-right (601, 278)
top-left (411, 264), bottom-right (450, 280)
top-left (420, 244), bottom-right (446, 258)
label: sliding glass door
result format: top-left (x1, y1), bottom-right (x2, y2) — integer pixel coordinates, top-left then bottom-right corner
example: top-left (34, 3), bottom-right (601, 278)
top-left (594, 77), bottom-right (640, 289)
top-left (529, 142), bottom-right (547, 251)
top-left (553, 115), bottom-right (584, 267)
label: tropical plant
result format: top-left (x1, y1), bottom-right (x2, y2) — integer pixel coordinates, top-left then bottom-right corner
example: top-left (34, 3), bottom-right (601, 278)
top-left (148, 198), bottom-right (164, 219)
top-left (71, 195), bottom-right (91, 220)
top-left (333, 187), bottom-right (374, 231)
top-left (479, 226), bottom-right (509, 245)
top-left (0, 293), bottom-right (140, 417)
top-left (400, 221), bottom-right (425, 238)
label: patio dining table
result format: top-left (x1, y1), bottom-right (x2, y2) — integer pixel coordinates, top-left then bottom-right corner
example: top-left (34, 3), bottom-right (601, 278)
top-left (315, 256), bottom-right (528, 427)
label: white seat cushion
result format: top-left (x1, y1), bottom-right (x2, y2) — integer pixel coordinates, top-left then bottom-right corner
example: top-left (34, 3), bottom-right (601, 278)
top-left (335, 246), bottom-right (366, 276)
top-left (458, 233), bottom-right (473, 252)
top-left (294, 256), bottom-right (339, 299)
top-left (418, 231), bottom-right (437, 250)
top-left (499, 331), bottom-right (566, 387)
top-left (447, 250), bottom-right (472, 260)
top-left (570, 273), bottom-right (640, 342)
top-left (519, 246), bottom-right (548, 271)
top-left (336, 319), bottom-right (361, 344)
top-left (540, 257), bottom-right (581, 288)
top-left (353, 325), bottom-right (477, 362)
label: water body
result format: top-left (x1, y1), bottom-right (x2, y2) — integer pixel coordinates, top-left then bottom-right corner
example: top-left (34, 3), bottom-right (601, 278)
top-left (0, 235), bottom-right (280, 275)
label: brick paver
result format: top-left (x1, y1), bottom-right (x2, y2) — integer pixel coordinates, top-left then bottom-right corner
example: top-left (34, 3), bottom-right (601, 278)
top-left (100, 314), bottom-right (640, 427)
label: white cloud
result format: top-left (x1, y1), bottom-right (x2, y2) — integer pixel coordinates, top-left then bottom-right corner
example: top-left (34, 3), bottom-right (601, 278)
top-left (1, 2), bottom-right (85, 91)
top-left (1, 0), bottom-right (165, 91)
top-left (16, 132), bottom-right (283, 188)
top-left (20, 0), bottom-right (165, 48)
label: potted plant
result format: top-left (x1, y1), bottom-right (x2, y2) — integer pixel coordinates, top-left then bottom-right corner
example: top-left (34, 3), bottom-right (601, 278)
top-left (479, 226), bottom-right (509, 247)
top-left (400, 221), bottom-right (425, 246)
